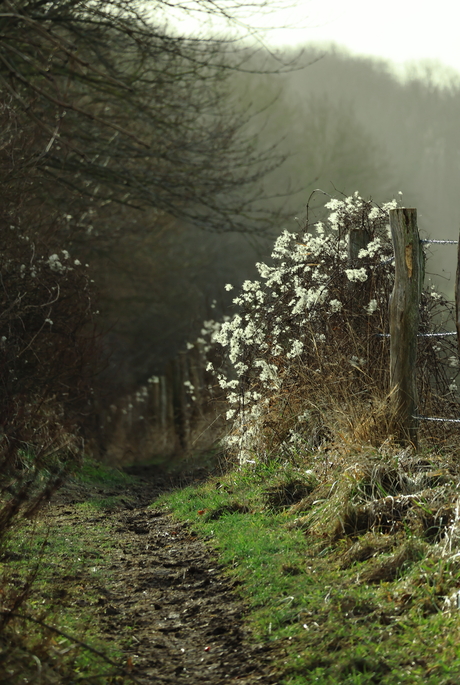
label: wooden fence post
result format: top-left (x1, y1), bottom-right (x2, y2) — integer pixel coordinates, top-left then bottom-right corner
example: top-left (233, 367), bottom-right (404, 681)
top-left (456, 229), bottom-right (460, 354)
top-left (388, 208), bottom-right (425, 447)
top-left (348, 227), bottom-right (370, 263)
top-left (348, 225), bottom-right (372, 309)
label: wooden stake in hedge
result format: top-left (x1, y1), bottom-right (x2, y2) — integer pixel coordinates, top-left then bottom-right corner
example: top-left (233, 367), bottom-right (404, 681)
top-left (388, 208), bottom-right (425, 447)
top-left (348, 226), bottom-right (371, 305)
top-left (348, 226), bottom-right (371, 263)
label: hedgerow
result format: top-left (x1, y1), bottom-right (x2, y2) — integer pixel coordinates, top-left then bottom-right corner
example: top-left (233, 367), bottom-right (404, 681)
top-left (0, 208), bottom-right (98, 528)
top-left (207, 193), bottom-right (460, 462)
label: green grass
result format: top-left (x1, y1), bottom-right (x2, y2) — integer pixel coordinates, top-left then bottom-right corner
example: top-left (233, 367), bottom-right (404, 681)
top-left (74, 457), bottom-right (138, 488)
top-left (0, 513), bottom-right (125, 679)
top-left (156, 458), bottom-right (460, 684)
top-left (0, 456), bottom-right (141, 683)
top-left (77, 494), bottom-right (136, 511)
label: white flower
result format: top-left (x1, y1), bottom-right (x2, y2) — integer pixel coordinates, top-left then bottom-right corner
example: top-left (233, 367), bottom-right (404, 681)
top-left (287, 340), bottom-right (304, 359)
top-left (47, 254), bottom-right (66, 273)
top-left (256, 262), bottom-right (272, 279)
top-left (271, 344), bottom-right (283, 356)
top-left (430, 286), bottom-right (442, 301)
top-left (358, 238), bottom-right (381, 259)
top-left (345, 267), bottom-right (368, 283)
top-left (365, 299), bottom-right (378, 315)
top-left (254, 359), bottom-right (279, 386)
top-left (224, 283), bottom-right (233, 291)
top-left (350, 356), bottom-right (366, 367)
top-left (382, 200), bottom-right (398, 212)
top-left (368, 206), bottom-right (382, 221)
top-left (329, 299), bottom-right (342, 313)
top-left (271, 230), bottom-right (295, 259)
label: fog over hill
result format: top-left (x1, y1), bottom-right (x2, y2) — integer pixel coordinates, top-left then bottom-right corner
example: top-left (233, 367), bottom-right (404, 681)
top-left (226, 46), bottom-right (460, 289)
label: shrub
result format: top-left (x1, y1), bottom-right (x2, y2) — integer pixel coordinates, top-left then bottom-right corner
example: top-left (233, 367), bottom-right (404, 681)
top-left (213, 193), bottom-right (460, 462)
top-left (0, 212), bottom-right (99, 525)
top-left (0, 168), bottom-right (100, 532)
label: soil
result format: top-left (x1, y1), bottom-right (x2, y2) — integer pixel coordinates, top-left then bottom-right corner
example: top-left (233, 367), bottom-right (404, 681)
top-left (46, 467), bottom-right (288, 684)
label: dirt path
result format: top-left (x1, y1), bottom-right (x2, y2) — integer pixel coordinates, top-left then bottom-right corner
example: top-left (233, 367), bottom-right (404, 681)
top-left (47, 474), bottom-right (287, 684)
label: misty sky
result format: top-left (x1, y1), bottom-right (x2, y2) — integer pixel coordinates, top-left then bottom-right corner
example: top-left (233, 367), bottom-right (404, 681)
top-left (169, 0), bottom-right (460, 81)
top-left (257, 1), bottom-right (460, 69)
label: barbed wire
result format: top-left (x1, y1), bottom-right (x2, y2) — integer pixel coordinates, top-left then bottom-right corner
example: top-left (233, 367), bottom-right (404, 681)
top-left (421, 239), bottom-right (458, 245)
top-left (381, 235), bottom-right (460, 426)
top-left (377, 332), bottom-right (457, 338)
top-left (413, 415), bottom-right (460, 424)
top-left (418, 332), bottom-right (457, 338)
top-left (376, 256), bottom-right (395, 265)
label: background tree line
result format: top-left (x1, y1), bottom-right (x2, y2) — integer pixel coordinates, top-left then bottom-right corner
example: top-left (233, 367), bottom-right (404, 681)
top-left (100, 48), bottom-right (460, 394)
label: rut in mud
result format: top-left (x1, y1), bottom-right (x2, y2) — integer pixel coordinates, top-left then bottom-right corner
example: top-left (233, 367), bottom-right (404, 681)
top-left (47, 474), bottom-right (287, 684)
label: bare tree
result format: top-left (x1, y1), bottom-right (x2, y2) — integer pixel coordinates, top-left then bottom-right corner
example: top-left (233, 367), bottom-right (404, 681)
top-left (0, 0), bottom-right (294, 234)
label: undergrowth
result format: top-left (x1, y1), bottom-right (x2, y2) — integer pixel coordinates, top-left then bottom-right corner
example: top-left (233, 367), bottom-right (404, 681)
top-left (158, 445), bottom-right (460, 684)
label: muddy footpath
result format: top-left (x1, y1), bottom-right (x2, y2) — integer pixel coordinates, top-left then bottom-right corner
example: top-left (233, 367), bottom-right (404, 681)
top-left (46, 469), bottom-right (289, 684)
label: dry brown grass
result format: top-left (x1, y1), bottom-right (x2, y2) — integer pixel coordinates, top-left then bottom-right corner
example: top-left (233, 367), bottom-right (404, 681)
top-left (282, 442), bottom-right (460, 556)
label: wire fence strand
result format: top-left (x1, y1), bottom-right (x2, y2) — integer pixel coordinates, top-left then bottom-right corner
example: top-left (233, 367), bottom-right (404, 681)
top-left (413, 415), bottom-right (460, 424)
top-left (421, 239), bottom-right (458, 244)
top-left (377, 332), bottom-right (457, 338)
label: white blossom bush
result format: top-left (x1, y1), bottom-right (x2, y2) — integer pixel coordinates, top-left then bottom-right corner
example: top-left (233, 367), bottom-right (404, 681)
top-left (213, 194), bottom-right (460, 463)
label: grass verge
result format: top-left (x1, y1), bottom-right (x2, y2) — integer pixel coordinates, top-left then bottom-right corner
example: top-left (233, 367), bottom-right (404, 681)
top-left (156, 448), bottom-right (460, 684)
top-left (0, 458), bottom-right (141, 684)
